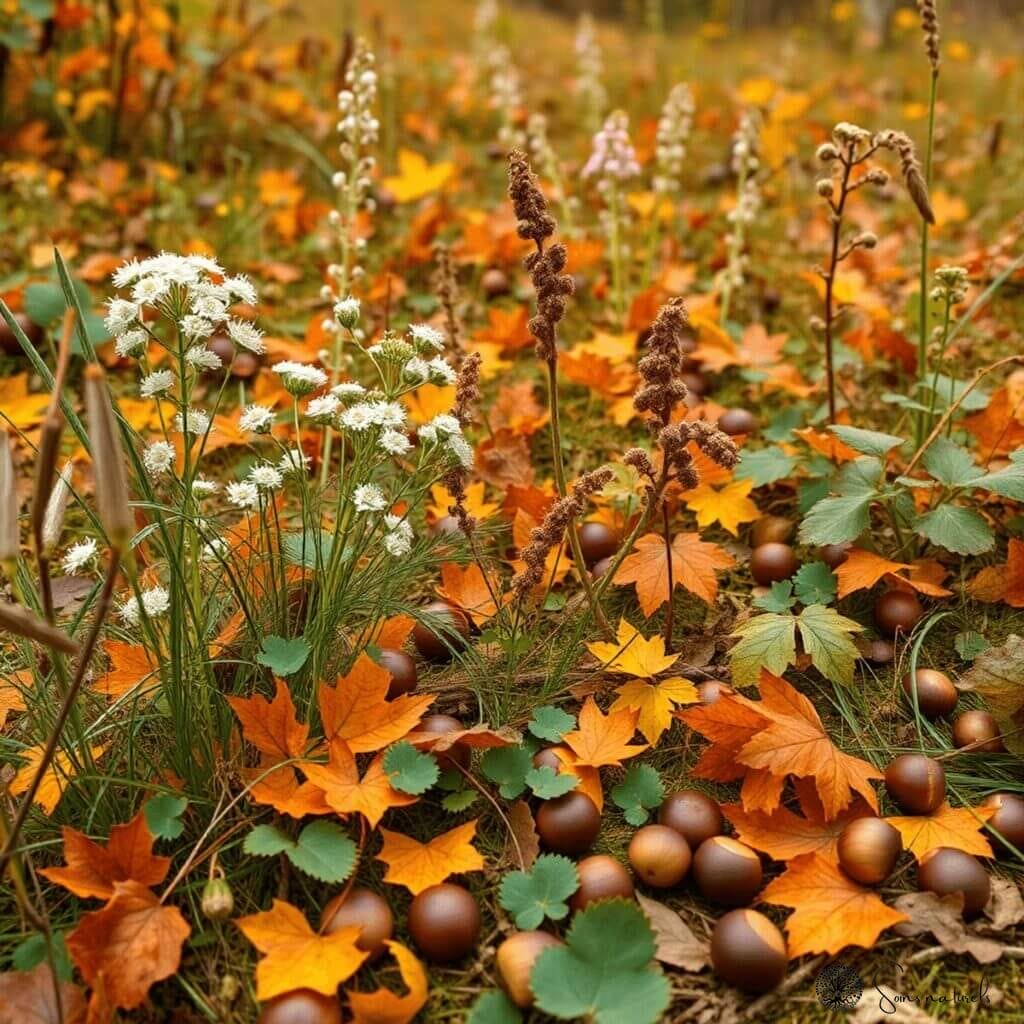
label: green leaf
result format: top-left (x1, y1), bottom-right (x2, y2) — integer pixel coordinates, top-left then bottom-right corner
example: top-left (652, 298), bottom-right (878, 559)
top-left (922, 437), bottom-right (978, 487)
top-left (954, 631), bottom-right (990, 662)
top-left (244, 822), bottom-right (356, 884)
top-left (12, 931), bottom-right (72, 982)
top-left (916, 505), bottom-right (994, 556)
top-left (729, 613), bottom-right (797, 686)
top-left (531, 901), bottom-right (670, 1024)
top-left (23, 282), bottom-right (65, 327)
top-left (383, 741), bottom-right (439, 795)
top-left (796, 605), bottom-right (862, 686)
top-left (967, 463), bottom-right (1024, 502)
top-left (611, 764), bottom-right (664, 826)
top-left (829, 425), bottom-right (905, 459)
top-left (793, 561), bottom-right (837, 606)
top-left (764, 406), bottom-right (804, 442)
top-left (836, 457), bottom-right (885, 496)
top-left (442, 790), bottom-right (479, 813)
top-left (143, 793), bottom-right (188, 841)
top-left (753, 580), bottom-right (796, 613)
top-left (797, 493), bottom-right (873, 546)
top-left (499, 854), bottom-right (580, 930)
top-left (526, 765), bottom-right (578, 799)
top-left (528, 705), bottom-right (576, 743)
top-left (480, 746), bottom-right (533, 800)
top-left (467, 990), bottom-right (523, 1024)
top-left (256, 635), bottom-right (310, 676)
top-left (735, 448), bottom-right (797, 487)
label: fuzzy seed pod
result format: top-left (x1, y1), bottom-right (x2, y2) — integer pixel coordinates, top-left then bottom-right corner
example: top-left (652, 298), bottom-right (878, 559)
top-left (916, 0), bottom-right (941, 73)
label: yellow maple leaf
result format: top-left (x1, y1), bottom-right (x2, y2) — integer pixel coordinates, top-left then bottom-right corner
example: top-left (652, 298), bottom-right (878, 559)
top-left (382, 149), bottom-right (455, 203)
top-left (376, 820), bottom-right (484, 894)
top-left (586, 618), bottom-right (679, 678)
top-left (885, 803), bottom-right (996, 862)
top-left (611, 677), bottom-right (699, 744)
top-left (427, 481), bottom-right (498, 523)
top-left (9, 744), bottom-right (107, 814)
top-left (686, 479), bottom-right (759, 536)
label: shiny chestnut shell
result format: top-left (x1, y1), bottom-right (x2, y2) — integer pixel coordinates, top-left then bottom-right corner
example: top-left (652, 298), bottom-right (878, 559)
top-left (837, 818), bottom-right (903, 886)
top-left (819, 542), bottom-right (851, 569)
top-left (412, 600), bottom-right (470, 661)
top-left (535, 792), bottom-right (601, 856)
top-left (496, 930), bottom-right (561, 1008)
top-left (419, 713), bottom-right (471, 771)
top-left (710, 909), bottom-right (788, 993)
top-left (257, 989), bottom-right (341, 1024)
top-left (750, 516), bottom-right (794, 547)
top-left (918, 848), bottom-right (991, 918)
top-left (901, 669), bottom-right (957, 720)
top-left (658, 790), bottom-right (724, 850)
top-left (407, 883), bottom-right (481, 961)
top-left (693, 837), bottom-right (763, 907)
top-left (952, 710), bottom-right (1004, 752)
top-left (628, 825), bottom-right (691, 888)
top-left (532, 747), bottom-right (563, 771)
top-left (982, 793), bottom-right (1024, 854)
top-left (377, 648), bottom-right (418, 699)
top-left (481, 267), bottom-right (510, 298)
top-left (319, 887), bottom-right (393, 959)
top-left (570, 854), bottom-right (635, 911)
top-left (750, 543), bottom-right (799, 586)
top-left (578, 522), bottom-right (619, 566)
top-left (885, 754), bottom-right (945, 814)
top-left (717, 408), bottom-right (758, 436)
top-left (874, 590), bottom-right (924, 637)
top-left (0, 311), bottom-right (44, 354)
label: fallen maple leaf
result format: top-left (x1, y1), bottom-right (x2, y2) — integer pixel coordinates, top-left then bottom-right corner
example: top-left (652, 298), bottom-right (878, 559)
top-left (0, 963), bottom-right (86, 1024)
top-left (610, 678), bottom-right (699, 745)
top-left (759, 854), bottom-right (908, 957)
top-left (437, 562), bottom-right (508, 625)
top-left (586, 618), bottom-right (679, 677)
top-left (93, 641), bottom-right (156, 699)
top-left (836, 549), bottom-right (953, 600)
top-left (966, 538), bottom-right (1024, 607)
top-left (228, 678), bottom-right (309, 761)
top-left (562, 697), bottom-right (648, 768)
top-left (885, 803), bottom-right (996, 861)
top-left (381, 148), bottom-right (455, 203)
top-left (347, 941), bottom-right (428, 1024)
top-left (40, 810), bottom-right (170, 900)
top-left (685, 479), bottom-right (759, 536)
top-left (376, 820), bottom-right (484, 894)
top-left (236, 899), bottom-right (368, 1000)
top-left (248, 759), bottom-right (333, 819)
top-left (427, 481), bottom-right (498, 523)
top-left (8, 744), bottom-right (107, 814)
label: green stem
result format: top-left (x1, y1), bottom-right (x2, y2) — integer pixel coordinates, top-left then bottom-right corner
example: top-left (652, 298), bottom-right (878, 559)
top-left (914, 70), bottom-right (939, 447)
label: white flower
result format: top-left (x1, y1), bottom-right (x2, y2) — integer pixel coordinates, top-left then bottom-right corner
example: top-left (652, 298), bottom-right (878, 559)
top-left (191, 478), bottom-right (220, 499)
top-left (112, 259), bottom-right (144, 288)
top-left (249, 464), bottom-right (283, 490)
top-left (419, 413), bottom-right (461, 443)
top-left (224, 274), bottom-right (258, 306)
top-left (137, 253), bottom-right (200, 286)
top-left (379, 429), bottom-right (412, 455)
top-left (428, 357), bottom-right (457, 385)
top-left (367, 401), bottom-right (406, 428)
top-left (340, 403), bottom-right (375, 432)
top-left (447, 434), bottom-right (475, 469)
top-left (132, 275), bottom-right (172, 304)
top-left (353, 483), bottom-right (387, 513)
top-left (227, 481), bottom-right (260, 509)
top-left (239, 404), bottom-right (275, 433)
top-left (203, 537), bottom-right (228, 560)
top-left (306, 394), bottom-right (340, 423)
top-left (180, 315), bottom-right (215, 340)
top-left (186, 346), bottom-right (223, 371)
top-left (185, 254), bottom-right (226, 277)
top-left (402, 357), bottom-right (430, 383)
top-left (143, 441), bottom-right (175, 476)
top-left (140, 370), bottom-right (175, 398)
top-left (104, 298), bottom-right (140, 334)
top-left (174, 408), bottom-right (211, 435)
top-left (114, 328), bottom-right (148, 358)
top-left (273, 360), bottom-right (328, 395)
top-left (278, 448), bottom-right (311, 475)
top-left (228, 319), bottom-right (265, 354)
top-left (61, 538), bottom-right (97, 575)
top-left (192, 294), bottom-right (229, 322)
top-left (409, 323), bottom-right (446, 352)
top-left (119, 586), bottom-right (170, 625)
top-left (384, 527), bottom-right (413, 557)
top-left (334, 296), bottom-right (361, 328)
top-left (331, 381), bottom-right (366, 401)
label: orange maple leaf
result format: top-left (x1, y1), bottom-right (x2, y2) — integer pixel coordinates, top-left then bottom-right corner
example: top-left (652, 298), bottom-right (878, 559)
top-left (836, 549), bottom-right (953, 599)
top-left (0, 962), bottom-right (86, 1024)
top-left (885, 803), bottom-right (997, 862)
top-left (228, 678), bottom-right (309, 762)
top-left (40, 811), bottom-right (170, 900)
top-left (247, 760), bottom-right (332, 819)
top-left (376, 820), bottom-right (485, 894)
top-left (966, 538), bottom-right (1024, 607)
top-left (678, 697), bottom-right (771, 784)
top-left (437, 562), bottom-right (508, 625)
top-left (563, 696), bottom-right (648, 768)
top-left (93, 641), bottom-right (156, 699)
top-left (318, 654), bottom-right (434, 753)
top-left (613, 531), bottom-right (735, 614)
top-left (235, 899), bottom-right (368, 1000)
top-left (685, 479), bottom-right (759, 536)
top-left (548, 746), bottom-right (605, 812)
top-left (347, 941), bottom-right (428, 1024)
top-left (759, 853), bottom-right (908, 957)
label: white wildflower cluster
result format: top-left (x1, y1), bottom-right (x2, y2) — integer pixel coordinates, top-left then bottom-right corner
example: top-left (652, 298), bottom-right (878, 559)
top-left (719, 110), bottom-right (763, 298)
top-left (119, 585), bottom-right (170, 626)
top-left (143, 441), bottom-right (175, 477)
top-left (383, 515), bottom-right (414, 557)
top-left (932, 265), bottom-right (969, 304)
top-left (582, 110), bottom-right (640, 187)
top-left (574, 14), bottom-right (607, 133)
top-left (418, 413), bottom-right (474, 470)
top-left (486, 47), bottom-right (525, 150)
top-left (239, 404), bottom-right (275, 434)
top-left (653, 84), bottom-right (695, 196)
top-left (61, 538), bottom-right (97, 576)
top-left (273, 360), bottom-right (329, 397)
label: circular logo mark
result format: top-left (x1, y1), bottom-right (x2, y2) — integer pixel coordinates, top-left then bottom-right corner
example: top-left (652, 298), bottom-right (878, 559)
top-left (815, 962), bottom-right (864, 1010)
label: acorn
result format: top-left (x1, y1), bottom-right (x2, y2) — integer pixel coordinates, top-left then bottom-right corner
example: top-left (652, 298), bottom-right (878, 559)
top-left (837, 818), bottom-right (903, 885)
top-left (658, 790), bottom-right (724, 850)
top-left (407, 883), bottom-right (481, 961)
top-left (412, 600), bottom-right (470, 661)
top-left (717, 408), bottom-right (758, 436)
top-left (693, 837), bottom-right (763, 907)
top-left (377, 648), bottom-right (418, 699)
top-left (481, 267), bottom-right (510, 299)
top-left (578, 522), bottom-right (619, 567)
top-left (981, 793), bottom-right (1024, 854)
top-left (710, 909), bottom-right (788, 993)
top-left (698, 680), bottom-right (734, 705)
top-left (258, 990), bottom-right (341, 1024)
top-left (901, 669), bottom-right (958, 720)
top-left (496, 930), bottom-right (561, 1009)
top-left (819, 542), bottom-right (851, 569)
top-left (917, 848), bottom-right (991, 918)
top-left (532, 747), bottom-right (563, 771)
top-left (885, 754), bottom-right (945, 814)
top-left (628, 825), bottom-right (692, 888)
top-left (0, 311), bottom-right (43, 355)
top-left (570, 854), bottom-right (635, 911)
top-left (750, 543), bottom-right (799, 586)
top-left (750, 515), bottom-right (794, 547)
top-left (418, 713), bottom-right (471, 771)
top-left (320, 887), bottom-right (393, 959)
top-left (951, 710), bottom-right (1004, 752)
top-left (201, 874), bottom-right (234, 921)
top-left (535, 792), bottom-right (601, 856)
top-left (874, 589), bottom-right (924, 637)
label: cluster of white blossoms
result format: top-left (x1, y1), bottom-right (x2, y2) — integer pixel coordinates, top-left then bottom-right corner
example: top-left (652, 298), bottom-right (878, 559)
top-left (574, 13), bottom-right (607, 133)
top-left (582, 110), bottom-right (640, 188)
top-left (61, 537), bottom-right (98, 576)
top-left (720, 110), bottom-right (763, 295)
top-left (653, 84), bottom-right (695, 196)
top-left (119, 585), bottom-right (170, 625)
top-left (932, 265), bottom-right (969, 305)
top-left (486, 46), bottom-right (526, 150)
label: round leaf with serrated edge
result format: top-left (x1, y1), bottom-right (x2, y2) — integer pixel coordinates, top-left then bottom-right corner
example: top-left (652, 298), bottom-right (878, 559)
top-left (526, 765), bottom-right (578, 799)
top-left (286, 822), bottom-right (356, 883)
top-left (499, 854), bottom-right (579, 930)
top-left (468, 990), bottom-right (523, 1024)
top-left (143, 794), bottom-right (187, 841)
top-left (531, 900), bottom-right (670, 1024)
top-left (383, 741), bottom-right (439, 795)
top-left (793, 562), bottom-right (837, 606)
top-left (916, 505), bottom-right (994, 556)
top-left (528, 706), bottom-right (576, 743)
top-left (256, 635), bottom-right (310, 676)
top-left (442, 790), bottom-right (478, 813)
top-left (612, 764), bottom-right (664, 826)
top-left (481, 745), bottom-right (532, 799)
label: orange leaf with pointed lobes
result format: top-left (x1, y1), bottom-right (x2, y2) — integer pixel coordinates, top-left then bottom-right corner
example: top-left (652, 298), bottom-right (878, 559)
top-left (377, 820), bottom-right (485, 895)
top-left (93, 641), bottom-right (156, 699)
top-left (437, 562), bottom-right (509, 625)
top-left (347, 941), bottom-right (428, 1024)
top-left (967, 538), bottom-right (1024, 607)
top-left (427, 482), bottom-right (499, 524)
top-left (318, 654), bottom-right (434, 753)
top-left (548, 746), bottom-right (604, 813)
top-left (228, 678), bottom-right (309, 761)
top-left (885, 803), bottom-right (997, 862)
top-left (0, 963), bottom-right (87, 1024)
top-left (836, 549), bottom-right (953, 600)
top-left (235, 899), bottom-right (368, 1001)
top-left (8, 744), bottom-right (107, 815)
top-left (563, 697), bottom-right (647, 769)
top-left (759, 854), bottom-right (908, 957)
top-left (685, 479), bottom-right (759, 536)
top-left (247, 760), bottom-right (332, 819)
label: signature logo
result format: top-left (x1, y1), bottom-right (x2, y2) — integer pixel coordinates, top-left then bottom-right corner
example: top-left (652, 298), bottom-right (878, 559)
top-left (816, 962), bottom-right (864, 1010)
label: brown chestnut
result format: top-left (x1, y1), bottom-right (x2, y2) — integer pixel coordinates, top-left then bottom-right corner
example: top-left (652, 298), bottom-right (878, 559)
top-left (535, 792), bottom-right (601, 856)
top-left (377, 648), bottom-right (418, 699)
top-left (917, 848), bottom-right (991, 918)
top-left (693, 837), bottom-right (763, 907)
top-left (320, 887), bottom-right (393, 959)
top-left (837, 818), bottom-right (903, 885)
top-left (481, 267), bottom-right (510, 298)
top-left (750, 516), bottom-right (794, 547)
top-left (590, 555), bottom-right (613, 580)
top-left (419, 713), bottom-right (471, 771)
top-left (496, 930), bottom-right (561, 1009)
top-left (874, 589), bottom-right (924, 637)
top-left (866, 639), bottom-right (895, 664)
top-left (717, 408), bottom-right (758, 436)
top-left (982, 793), bottom-right (1024, 854)
top-left (628, 825), bottom-right (691, 888)
top-left (570, 854), bottom-right (635, 911)
top-left (885, 754), bottom-right (945, 815)
top-left (258, 989), bottom-right (341, 1024)
top-left (407, 883), bottom-right (481, 961)
top-left (578, 522), bottom-right (619, 567)
top-left (232, 350), bottom-right (262, 379)
top-left (658, 790), bottom-right (724, 850)
top-left (710, 909), bottom-right (788, 993)
top-left (532, 747), bottom-right (562, 771)
top-left (901, 669), bottom-right (957, 720)
top-left (952, 710), bottom-right (1004, 752)
top-left (819, 542), bottom-right (851, 569)
top-left (0, 311), bottom-right (44, 355)
top-left (412, 600), bottom-right (470, 661)
top-left (750, 543), bottom-right (799, 586)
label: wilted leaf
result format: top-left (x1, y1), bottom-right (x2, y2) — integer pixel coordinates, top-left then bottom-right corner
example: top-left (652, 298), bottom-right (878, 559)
top-left (636, 894), bottom-right (710, 972)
